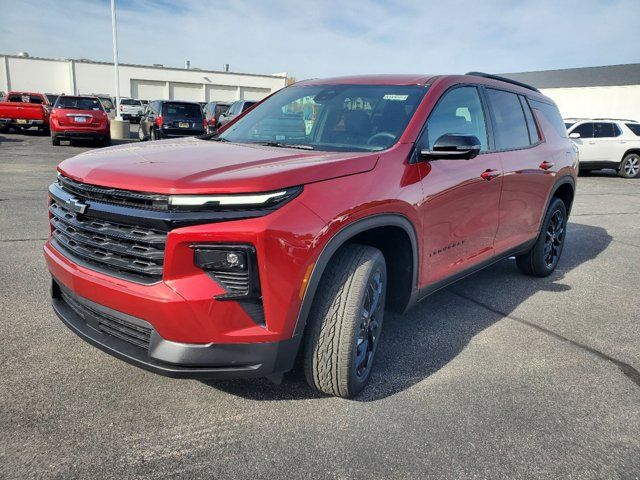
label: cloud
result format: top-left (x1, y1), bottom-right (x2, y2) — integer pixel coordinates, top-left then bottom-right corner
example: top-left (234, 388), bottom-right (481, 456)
top-left (0, 0), bottom-right (638, 78)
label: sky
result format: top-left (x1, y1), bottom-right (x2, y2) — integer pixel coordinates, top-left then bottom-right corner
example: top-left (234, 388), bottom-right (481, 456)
top-left (0, 0), bottom-right (638, 79)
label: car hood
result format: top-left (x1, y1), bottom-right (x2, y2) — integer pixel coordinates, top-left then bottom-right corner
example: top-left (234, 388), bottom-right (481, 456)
top-left (57, 137), bottom-right (379, 194)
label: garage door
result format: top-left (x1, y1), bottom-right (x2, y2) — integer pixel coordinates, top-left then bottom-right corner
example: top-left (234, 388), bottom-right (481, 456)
top-left (241, 87), bottom-right (271, 101)
top-left (205, 85), bottom-right (237, 102)
top-left (131, 80), bottom-right (165, 101)
top-left (169, 82), bottom-right (202, 102)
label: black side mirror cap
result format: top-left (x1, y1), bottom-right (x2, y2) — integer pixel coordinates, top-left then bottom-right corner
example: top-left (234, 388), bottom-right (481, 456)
top-left (420, 134), bottom-right (481, 161)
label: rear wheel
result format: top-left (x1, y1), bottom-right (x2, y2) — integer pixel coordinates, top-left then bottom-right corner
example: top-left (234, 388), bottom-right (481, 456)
top-left (150, 128), bottom-right (158, 141)
top-left (138, 125), bottom-right (147, 141)
top-left (51, 134), bottom-right (60, 146)
top-left (619, 153), bottom-right (640, 178)
top-left (304, 244), bottom-right (387, 398)
top-left (516, 197), bottom-right (567, 277)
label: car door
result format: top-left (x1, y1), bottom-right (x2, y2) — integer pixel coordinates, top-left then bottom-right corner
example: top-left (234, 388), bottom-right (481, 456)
top-left (591, 122), bottom-right (625, 163)
top-left (417, 85), bottom-right (503, 284)
top-left (568, 122), bottom-right (597, 162)
top-left (485, 88), bottom-right (556, 250)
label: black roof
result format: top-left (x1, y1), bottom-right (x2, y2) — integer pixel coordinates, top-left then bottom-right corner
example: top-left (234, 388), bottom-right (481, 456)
top-left (500, 64), bottom-right (640, 89)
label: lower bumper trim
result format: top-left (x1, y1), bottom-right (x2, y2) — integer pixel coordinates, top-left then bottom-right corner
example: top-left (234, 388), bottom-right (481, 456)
top-left (51, 279), bottom-right (300, 379)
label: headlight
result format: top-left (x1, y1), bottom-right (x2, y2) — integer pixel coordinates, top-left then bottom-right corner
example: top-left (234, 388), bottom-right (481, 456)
top-left (169, 186), bottom-right (301, 211)
top-left (193, 244), bottom-right (261, 300)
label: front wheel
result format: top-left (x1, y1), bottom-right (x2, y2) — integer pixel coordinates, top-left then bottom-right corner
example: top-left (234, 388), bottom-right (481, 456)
top-left (516, 197), bottom-right (567, 277)
top-left (304, 244), bottom-right (387, 398)
top-left (619, 153), bottom-right (640, 178)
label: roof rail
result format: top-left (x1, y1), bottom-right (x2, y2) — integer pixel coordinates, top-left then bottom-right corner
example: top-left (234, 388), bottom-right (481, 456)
top-left (465, 72), bottom-right (540, 93)
top-left (593, 118), bottom-right (638, 122)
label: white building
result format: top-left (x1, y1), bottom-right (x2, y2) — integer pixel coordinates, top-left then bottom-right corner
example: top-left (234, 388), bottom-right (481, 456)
top-left (503, 64), bottom-right (640, 121)
top-left (0, 53), bottom-right (287, 102)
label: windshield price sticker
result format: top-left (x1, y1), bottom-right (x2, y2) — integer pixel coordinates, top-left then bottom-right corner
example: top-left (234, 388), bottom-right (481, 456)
top-left (383, 94), bottom-right (409, 101)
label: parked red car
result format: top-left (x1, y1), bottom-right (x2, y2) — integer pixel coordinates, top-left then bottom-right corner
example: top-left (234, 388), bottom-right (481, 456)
top-left (45, 73), bottom-right (577, 397)
top-left (50, 95), bottom-right (111, 146)
top-left (0, 91), bottom-right (50, 133)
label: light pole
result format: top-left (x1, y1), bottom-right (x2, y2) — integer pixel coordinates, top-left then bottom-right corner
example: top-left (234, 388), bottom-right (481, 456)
top-left (110, 0), bottom-right (121, 120)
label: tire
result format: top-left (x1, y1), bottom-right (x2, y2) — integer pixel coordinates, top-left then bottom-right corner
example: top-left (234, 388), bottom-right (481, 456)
top-left (150, 128), bottom-right (158, 141)
top-left (304, 244), bottom-right (387, 398)
top-left (99, 135), bottom-right (111, 147)
top-left (51, 134), bottom-right (60, 146)
top-left (138, 126), bottom-right (147, 141)
top-left (618, 153), bottom-right (640, 179)
top-left (516, 197), bottom-right (567, 277)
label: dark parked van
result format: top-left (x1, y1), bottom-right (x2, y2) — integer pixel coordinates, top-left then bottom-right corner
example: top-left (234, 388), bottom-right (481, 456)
top-left (138, 100), bottom-right (206, 141)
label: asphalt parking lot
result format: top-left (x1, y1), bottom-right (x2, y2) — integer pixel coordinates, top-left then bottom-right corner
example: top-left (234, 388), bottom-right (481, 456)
top-left (1, 130), bottom-right (639, 480)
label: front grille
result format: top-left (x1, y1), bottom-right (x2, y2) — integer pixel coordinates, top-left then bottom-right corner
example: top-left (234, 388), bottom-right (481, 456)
top-left (58, 175), bottom-right (169, 211)
top-left (60, 288), bottom-right (152, 349)
top-left (49, 200), bottom-right (167, 283)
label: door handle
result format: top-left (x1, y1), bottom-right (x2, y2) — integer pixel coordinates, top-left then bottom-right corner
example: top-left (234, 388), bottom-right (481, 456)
top-left (539, 161), bottom-right (554, 170)
top-left (480, 169), bottom-right (501, 181)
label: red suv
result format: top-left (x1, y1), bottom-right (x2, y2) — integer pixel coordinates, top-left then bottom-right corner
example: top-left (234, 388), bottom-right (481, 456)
top-left (50, 95), bottom-right (111, 146)
top-left (45, 73), bottom-right (577, 398)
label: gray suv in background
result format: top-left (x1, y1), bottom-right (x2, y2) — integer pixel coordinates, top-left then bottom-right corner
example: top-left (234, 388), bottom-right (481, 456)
top-left (217, 100), bottom-right (257, 127)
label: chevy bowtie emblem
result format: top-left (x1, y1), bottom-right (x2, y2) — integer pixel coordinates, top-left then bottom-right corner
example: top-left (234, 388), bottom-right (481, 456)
top-left (65, 197), bottom-right (88, 214)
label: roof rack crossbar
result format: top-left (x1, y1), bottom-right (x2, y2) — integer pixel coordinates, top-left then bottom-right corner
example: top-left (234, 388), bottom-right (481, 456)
top-left (465, 72), bottom-right (541, 93)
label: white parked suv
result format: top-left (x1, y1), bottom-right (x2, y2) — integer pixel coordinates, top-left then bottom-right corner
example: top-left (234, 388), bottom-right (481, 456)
top-left (565, 118), bottom-right (640, 178)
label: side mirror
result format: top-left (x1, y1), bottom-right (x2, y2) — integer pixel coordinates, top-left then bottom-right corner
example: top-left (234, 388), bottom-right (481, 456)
top-left (420, 134), bottom-right (481, 160)
top-left (569, 132), bottom-right (581, 139)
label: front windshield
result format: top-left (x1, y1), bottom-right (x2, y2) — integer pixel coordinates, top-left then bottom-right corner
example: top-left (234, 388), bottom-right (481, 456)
top-left (219, 84), bottom-right (428, 152)
top-left (99, 98), bottom-right (115, 111)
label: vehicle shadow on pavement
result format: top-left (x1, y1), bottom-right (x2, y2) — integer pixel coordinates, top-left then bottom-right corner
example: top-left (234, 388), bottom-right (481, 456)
top-left (0, 135), bottom-right (24, 143)
top-left (205, 222), bottom-right (611, 402)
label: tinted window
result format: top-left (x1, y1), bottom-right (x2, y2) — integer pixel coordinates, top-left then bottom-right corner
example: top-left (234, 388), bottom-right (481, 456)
top-left (519, 96), bottom-right (540, 144)
top-left (215, 104), bottom-right (229, 116)
top-left (571, 122), bottom-right (594, 138)
top-left (241, 101), bottom-right (257, 112)
top-left (422, 86), bottom-right (488, 151)
top-left (486, 89), bottom-right (530, 150)
top-left (55, 97), bottom-right (103, 110)
top-left (120, 98), bottom-right (141, 106)
top-left (530, 100), bottom-right (568, 138)
top-left (161, 102), bottom-right (203, 119)
top-left (593, 122), bottom-right (617, 138)
top-left (626, 123), bottom-right (640, 136)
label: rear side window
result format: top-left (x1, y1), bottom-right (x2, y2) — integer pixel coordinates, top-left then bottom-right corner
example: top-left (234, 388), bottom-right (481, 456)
top-left (423, 86), bottom-right (488, 151)
top-left (593, 122), bottom-right (619, 138)
top-left (626, 123), bottom-right (640, 136)
top-left (486, 89), bottom-right (530, 150)
top-left (529, 100), bottom-right (567, 138)
top-left (571, 122), bottom-right (594, 138)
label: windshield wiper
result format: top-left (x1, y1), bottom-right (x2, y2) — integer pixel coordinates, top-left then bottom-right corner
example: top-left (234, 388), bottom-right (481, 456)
top-left (199, 133), bottom-right (230, 141)
top-left (262, 142), bottom-right (314, 150)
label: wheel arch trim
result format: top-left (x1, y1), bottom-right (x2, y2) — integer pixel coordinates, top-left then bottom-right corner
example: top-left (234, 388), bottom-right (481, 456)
top-left (292, 213), bottom-right (419, 336)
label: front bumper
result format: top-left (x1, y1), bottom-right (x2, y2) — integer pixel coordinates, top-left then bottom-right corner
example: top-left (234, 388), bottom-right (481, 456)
top-left (52, 278), bottom-right (300, 379)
